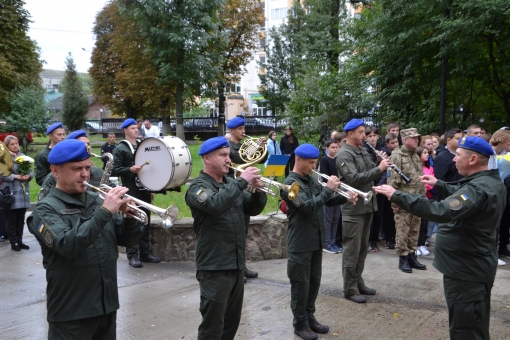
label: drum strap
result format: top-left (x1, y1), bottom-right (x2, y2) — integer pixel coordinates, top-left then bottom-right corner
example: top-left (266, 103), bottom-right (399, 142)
top-left (119, 139), bottom-right (140, 154)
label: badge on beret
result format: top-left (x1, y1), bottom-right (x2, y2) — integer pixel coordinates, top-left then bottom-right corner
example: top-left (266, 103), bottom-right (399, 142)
top-left (195, 188), bottom-right (209, 203)
top-left (292, 196), bottom-right (302, 207)
top-left (43, 227), bottom-right (55, 248)
top-left (460, 137), bottom-right (466, 145)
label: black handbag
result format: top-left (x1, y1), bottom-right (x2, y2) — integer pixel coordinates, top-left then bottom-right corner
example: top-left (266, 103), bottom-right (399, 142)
top-left (0, 186), bottom-right (14, 209)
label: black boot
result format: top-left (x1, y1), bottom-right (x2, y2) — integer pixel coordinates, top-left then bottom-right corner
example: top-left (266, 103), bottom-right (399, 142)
top-left (408, 252), bottom-right (427, 270)
top-left (399, 255), bottom-right (412, 273)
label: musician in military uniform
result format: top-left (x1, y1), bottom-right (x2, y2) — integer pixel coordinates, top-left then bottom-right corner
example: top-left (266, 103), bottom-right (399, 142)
top-left (374, 136), bottom-right (505, 340)
top-left (185, 136), bottom-right (267, 340)
top-left (226, 117), bottom-right (267, 280)
top-left (112, 118), bottom-right (160, 268)
top-left (281, 144), bottom-right (356, 340)
top-left (388, 128), bottom-right (427, 273)
top-left (38, 130), bottom-right (104, 200)
top-left (335, 118), bottom-right (392, 303)
top-left (34, 122), bottom-right (66, 186)
top-left (27, 139), bottom-right (143, 340)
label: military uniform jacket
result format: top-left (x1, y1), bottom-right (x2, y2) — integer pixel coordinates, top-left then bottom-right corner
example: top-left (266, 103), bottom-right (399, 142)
top-left (281, 172), bottom-right (348, 252)
top-left (391, 170), bottom-right (506, 282)
top-left (35, 146), bottom-right (51, 186)
top-left (27, 188), bottom-right (142, 322)
top-left (388, 145), bottom-right (426, 195)
top-left (185, 171), bottom-right (267, 271)
top-left (111, 141), bottom-right (150, 201)
top-left (335, 143), bottom-right (383, 215)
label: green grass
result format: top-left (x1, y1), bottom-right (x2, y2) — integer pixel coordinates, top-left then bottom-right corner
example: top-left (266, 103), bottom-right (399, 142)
top-left (26, 139), bottom-right (282, 218)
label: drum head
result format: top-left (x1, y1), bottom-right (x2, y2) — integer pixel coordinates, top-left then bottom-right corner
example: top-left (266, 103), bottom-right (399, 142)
top-left (134, 137), bottom-right (192, 191)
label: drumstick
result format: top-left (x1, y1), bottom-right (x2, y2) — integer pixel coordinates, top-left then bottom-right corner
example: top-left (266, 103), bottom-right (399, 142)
top-left (139, 160), bottom-right (150, 168)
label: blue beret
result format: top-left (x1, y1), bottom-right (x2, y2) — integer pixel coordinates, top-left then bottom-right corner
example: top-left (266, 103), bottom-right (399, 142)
top-left (294, 143), bottom-right (320, 159)
top-left (226, 117), bottom-right (245, 129)
top-left (344, 118), bottom-right (365, 132)
top-left (458, 136), bottom-right (494, 158)
top-left (120, 118), bottom-right (137, 129)
top-left (48, 139), bottom-right (90, 165)
top-left (66, 130), bottom-right (87, 140)
top-left (199, 136), bottom-right (229, 156)
top-left (46, 122), bottom-right (64, 135)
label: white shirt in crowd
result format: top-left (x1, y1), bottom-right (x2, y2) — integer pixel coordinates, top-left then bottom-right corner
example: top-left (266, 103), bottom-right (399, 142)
top-left (144, 125), bottom-right (160, 138)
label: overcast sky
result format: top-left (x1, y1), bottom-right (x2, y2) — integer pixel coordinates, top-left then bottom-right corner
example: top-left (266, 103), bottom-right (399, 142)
top-left (24, 0), bottom-right (109, 73)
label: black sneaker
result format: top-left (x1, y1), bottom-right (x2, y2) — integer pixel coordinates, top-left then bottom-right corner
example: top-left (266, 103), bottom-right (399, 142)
top-left (19, 243), bottom-right (30, 250)
top-left (11, 244), bottom-right (20, 251)
top-left (369, 242), bottom-right (380, 252)
top-left (499, 247), bottom-right (510, 258)
top-left (385, 241), bottom-right (395, 249)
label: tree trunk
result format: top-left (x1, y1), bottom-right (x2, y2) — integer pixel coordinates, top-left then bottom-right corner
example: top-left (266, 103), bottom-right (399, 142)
top-left (217, 82), bottom-right (226, 137)
top-left (175, 47), bottom-right (185, 141)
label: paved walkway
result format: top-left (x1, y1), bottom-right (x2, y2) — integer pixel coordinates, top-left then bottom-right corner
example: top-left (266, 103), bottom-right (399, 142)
top-left (1, 222), bottom-right (509, 340)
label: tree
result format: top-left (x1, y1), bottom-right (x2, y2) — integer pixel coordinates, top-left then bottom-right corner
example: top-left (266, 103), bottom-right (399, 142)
top-left (120, 0), bottom-right (224, 140)
top-left (90, 1), bottom-right (175, 120)
top-left (215, 0), bottom-right (265, 135)
top-left (0, 0), bottom-right (43, 113)
top-left (351, 0), bottom-right (510, 133)
top-left (261, 0), bottom-right (356, 134)
top-left (4, 85), bottom-right (51, 152)
top-left (61, 54), bottom-right (88, 131)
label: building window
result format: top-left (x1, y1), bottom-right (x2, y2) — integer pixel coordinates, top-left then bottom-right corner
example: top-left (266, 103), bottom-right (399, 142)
top-left (271, 7), bottom-right (287, 20)
top-left (259, 38), bottom-right (266, 50)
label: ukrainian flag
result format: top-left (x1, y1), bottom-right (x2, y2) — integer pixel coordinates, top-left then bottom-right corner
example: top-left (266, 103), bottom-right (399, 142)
top-left (264, 155), bottom-right (290, 177)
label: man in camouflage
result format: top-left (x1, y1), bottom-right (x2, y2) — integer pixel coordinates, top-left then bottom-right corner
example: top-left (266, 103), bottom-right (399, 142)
top-left (388, 128), bottom-right (427, 273)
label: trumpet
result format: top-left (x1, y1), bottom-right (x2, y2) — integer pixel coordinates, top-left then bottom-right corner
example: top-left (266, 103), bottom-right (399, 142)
top-left (83, 181), bottom-right (178, 228)
top-left (312, 170), bottom-right (373, 205)
top-left (227, 165), bottom-right (300, 200)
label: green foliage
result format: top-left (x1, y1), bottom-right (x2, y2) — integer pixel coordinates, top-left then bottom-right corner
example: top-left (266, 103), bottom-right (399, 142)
top-left (120, 0), bottom-right (225, 140)
top-left (0, 0), bottom-right (43, 113)
top-left (4, 85), bottom-right (52, 134)
top-left (352, 0), bottom-right (510, 133)
top-left (61, 54), bottom-right (88, 131)
top-left (60, 73), bottom-right (93, 96)
top-left (193, 135), bottom-right (201, 143)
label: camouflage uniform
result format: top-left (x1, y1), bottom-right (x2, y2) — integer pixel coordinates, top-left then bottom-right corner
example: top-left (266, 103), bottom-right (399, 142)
top-left (388, 128), bottom-right (426, 256)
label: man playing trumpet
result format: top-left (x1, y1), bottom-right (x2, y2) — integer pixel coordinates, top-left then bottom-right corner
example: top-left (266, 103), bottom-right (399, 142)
top-left (185, 136), bottom-right (267, 340)
top-left (28, 139), bottom-right (143, 340)
top-left (281, 144), bottom-right (357, 340)
top-left (226, 117), bottom-right (267, 280)
top-left (335, 118), bottom-right (392, 303)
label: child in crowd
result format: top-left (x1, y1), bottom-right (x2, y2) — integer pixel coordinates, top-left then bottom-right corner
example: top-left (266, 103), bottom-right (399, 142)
top-left (319, 138), bottom-right (342, 254)
top-left (415, 146), bottom-right (433, 256)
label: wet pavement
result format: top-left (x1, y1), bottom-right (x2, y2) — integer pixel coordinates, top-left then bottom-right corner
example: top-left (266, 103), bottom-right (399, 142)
top-left (1, 220), bottom-right (510, 340)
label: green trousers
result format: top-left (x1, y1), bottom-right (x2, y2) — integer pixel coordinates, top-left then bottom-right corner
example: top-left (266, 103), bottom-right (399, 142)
top-left (48, 311), bottom-right (116, 340)
top-left (196, 269), bottom-right (244, 340)
top-left (287, 250), bottom-right (322, 331)
top-left (443, 276), bottom-right (493, 340)
top-left (126, 207), bottom-right (151, 259)
top-left (342, 213), bottom-right (372, 296)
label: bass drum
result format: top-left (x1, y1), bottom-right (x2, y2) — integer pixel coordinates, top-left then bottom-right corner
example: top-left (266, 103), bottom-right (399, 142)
top-left (134, 137), bottom-right (192, 191)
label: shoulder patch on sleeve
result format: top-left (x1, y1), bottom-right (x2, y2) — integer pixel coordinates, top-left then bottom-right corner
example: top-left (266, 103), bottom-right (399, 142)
top-left (43, 227), bottom-right (55, 248)
top-left (445, 196), bottom-right (463, 211)
top-left (195, 188), bottom-right (209, 203)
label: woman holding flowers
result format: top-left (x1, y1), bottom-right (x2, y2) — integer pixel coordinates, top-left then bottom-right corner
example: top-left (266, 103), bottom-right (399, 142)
top-left (0, 135), bottom-right (33, 251)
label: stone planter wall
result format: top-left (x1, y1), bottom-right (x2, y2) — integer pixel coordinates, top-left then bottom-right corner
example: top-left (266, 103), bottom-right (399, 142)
top-left (149, 213), bottom-right (288, 262)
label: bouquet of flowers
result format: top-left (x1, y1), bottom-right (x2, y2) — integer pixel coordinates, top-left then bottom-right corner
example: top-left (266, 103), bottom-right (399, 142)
top-left (15, 155), bottom-right (34, 200)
